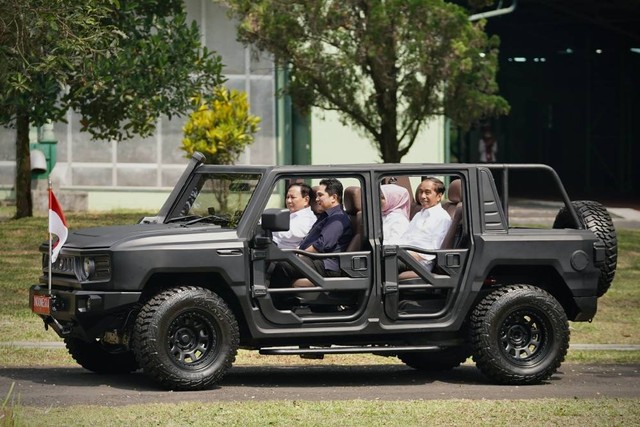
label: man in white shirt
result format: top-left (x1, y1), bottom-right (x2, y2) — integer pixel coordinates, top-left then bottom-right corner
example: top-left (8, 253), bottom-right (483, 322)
top-left (400, 177), bottom-right (452, 271)
top-left (272, 183), bottom-right (317, 249)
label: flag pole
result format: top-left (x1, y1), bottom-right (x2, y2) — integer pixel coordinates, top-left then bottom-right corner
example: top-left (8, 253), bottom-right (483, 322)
top-left (48, 178), bottom-right (53, 295)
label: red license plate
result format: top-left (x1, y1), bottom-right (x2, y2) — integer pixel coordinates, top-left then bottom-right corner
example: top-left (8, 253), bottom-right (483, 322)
top-left (32, 294), bottom-right (51, 315)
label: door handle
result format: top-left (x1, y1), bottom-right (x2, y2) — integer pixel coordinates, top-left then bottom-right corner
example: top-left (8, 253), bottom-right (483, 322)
top-left (351, 256), bottom-right (368, 271)
top-left (217, 249), bottom-right (243, 256)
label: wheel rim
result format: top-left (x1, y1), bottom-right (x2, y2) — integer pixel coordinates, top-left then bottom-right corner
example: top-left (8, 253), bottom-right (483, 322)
top-left (499, 308), bottom-right (550, 366)
top-left (167, 309), bottom-right (219, 370)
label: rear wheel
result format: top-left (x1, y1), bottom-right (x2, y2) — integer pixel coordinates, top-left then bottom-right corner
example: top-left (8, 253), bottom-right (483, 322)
top-left (65, 337), bottom-right (139, 374)
top-left (398, 346), bottom-right (471, 371)
top-left (553, 200), bottom-right (617, 296)
top-left (470, 285), bottom-right (569, 385)
top-left (133, 286), bottom-right (239, 391)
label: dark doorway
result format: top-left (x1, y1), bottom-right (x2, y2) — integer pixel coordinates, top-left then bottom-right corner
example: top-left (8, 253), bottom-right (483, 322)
top-left (460, 1), bottom-right (640, 201)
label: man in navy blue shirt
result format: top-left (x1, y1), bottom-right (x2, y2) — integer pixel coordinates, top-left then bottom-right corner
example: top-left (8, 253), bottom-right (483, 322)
top-left (270, 178), bottom-right (353, 286)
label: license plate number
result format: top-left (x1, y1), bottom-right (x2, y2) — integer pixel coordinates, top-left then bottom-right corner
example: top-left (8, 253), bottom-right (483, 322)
top-left (32, 294), bottom-right (51, 315)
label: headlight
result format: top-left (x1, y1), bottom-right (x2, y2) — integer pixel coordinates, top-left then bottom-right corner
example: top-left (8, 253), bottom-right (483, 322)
top-left (77, 255), bottom-right (110, 282)
top-left (82, 257), bottom-right (96, 280)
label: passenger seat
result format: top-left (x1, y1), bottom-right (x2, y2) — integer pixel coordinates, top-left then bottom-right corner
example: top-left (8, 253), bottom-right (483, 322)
top-left (343, 186), bottom-right (363, 251)
top-left (440, 179), bottom-right (465, 250)
top-left (441, 179), bottom-right (461, 217)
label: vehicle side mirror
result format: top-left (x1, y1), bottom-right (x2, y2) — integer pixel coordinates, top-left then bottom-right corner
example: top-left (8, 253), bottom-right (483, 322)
top-left (261, 208), bottom-right (290, 232)
top-left (254, 209), bottom-right (290, 248)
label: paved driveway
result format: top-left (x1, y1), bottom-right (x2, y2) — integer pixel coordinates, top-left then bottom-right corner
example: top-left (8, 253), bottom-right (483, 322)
top-left (1, 363), bottom-right (639, 407)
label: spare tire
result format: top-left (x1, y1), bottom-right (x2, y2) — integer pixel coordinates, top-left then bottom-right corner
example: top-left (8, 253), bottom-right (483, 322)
top-left (553, 200), bottom-right (617, 296)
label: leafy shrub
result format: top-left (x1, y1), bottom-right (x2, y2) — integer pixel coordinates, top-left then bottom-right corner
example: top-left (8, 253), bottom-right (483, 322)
top-left (181, 86), bottom-right (261, 165)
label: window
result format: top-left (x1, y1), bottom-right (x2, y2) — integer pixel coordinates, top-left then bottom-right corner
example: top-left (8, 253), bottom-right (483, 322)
top-left (170, 173), bottom-right (261, 228)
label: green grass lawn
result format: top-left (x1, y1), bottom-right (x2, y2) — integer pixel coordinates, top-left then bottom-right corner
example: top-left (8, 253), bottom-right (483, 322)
top-left (10, 399), bottom-right (640, 426)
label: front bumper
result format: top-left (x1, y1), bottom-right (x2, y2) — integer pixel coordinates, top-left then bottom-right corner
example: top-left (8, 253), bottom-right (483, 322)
top-left (29, 285), bottom-right (141, 340)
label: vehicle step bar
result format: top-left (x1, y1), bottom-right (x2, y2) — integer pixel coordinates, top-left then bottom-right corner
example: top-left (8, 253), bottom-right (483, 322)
top-left (259, 345), bottom-right (442, 355)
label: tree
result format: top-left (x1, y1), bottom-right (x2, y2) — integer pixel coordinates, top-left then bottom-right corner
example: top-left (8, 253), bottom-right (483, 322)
top-left (224, 0), bottom-right (509, 163)
top-left (0, 0), bottom-right (224, 218)
top-left (181, 86), bottom-right (261, 165)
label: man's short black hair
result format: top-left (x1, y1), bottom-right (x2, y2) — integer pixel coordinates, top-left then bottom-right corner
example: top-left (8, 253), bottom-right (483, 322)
top-left (319, 178), bottom-right (344, 204)
top-left (424, 177), bottom-right (446, 195)
top-left (287, 182), bottom-right (312, 199)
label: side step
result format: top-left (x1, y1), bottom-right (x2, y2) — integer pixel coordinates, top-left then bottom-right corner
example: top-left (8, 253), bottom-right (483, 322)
top-left (259, 345), bottom-right (442, 356)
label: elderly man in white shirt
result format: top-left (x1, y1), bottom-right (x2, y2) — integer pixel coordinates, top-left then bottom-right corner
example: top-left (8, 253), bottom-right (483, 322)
top-left (400, 177), bottom-right (452, 271)
top-left (272, 183), bottom-right (318, 249)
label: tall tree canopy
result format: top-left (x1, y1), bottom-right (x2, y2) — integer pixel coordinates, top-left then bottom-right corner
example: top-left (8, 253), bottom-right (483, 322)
top-left (0, 0), bottom-right (223, 218)
top-left (225, 0), bottom-right (509, 163)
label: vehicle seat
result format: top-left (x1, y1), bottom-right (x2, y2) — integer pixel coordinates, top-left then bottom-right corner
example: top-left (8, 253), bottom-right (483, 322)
top-left (441, 179), bottom-right (461, 217)
top-left (440, 179), bottom-right (464, 250)
top-left (440, 204), bottom-right (464, 250)
top-left (343, 186), bottom-right (363, 252)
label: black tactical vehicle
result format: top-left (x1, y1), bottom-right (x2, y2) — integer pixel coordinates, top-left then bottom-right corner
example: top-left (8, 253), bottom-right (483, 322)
top-left (30, 152), bottom-right (617, 390)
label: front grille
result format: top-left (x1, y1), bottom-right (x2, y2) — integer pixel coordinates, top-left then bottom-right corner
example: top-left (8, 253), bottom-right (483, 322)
top-left (43, 255), bottom-right (77, 277)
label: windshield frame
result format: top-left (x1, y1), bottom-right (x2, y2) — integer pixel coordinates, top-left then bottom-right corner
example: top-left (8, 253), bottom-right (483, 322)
top-left (165, 168), bottom-right (264, 231)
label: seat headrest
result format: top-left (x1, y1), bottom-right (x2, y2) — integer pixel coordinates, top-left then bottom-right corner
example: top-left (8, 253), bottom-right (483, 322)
top-left (447, 179), bottom-right (462, 204)
top-left (343, 186), bottom-right (362, 215)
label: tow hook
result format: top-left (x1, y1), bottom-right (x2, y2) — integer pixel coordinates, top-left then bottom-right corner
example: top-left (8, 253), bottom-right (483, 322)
top-left (44, 316), bottom-right (73, 335)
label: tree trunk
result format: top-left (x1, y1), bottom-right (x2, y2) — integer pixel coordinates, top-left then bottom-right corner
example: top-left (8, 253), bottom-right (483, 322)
top-left (15, 109), bottom-right (33, 219)
top-left (372, 25), bottom-right (400, 164)
top-left (378, 131), bottom-right (402, 163)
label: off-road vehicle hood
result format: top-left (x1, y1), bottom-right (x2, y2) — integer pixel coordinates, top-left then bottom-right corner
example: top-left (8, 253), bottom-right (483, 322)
top-left (57, 223), bottom-right (235, 251)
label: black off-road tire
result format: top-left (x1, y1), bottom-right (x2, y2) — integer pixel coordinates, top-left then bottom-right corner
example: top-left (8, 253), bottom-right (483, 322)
top-left (398, 346), bottom-right (471, 371)
top-left (64, 337), bottom-right (139, 374)
top-left (553, 200), bottom-right (617, 296)
top-left (470, 285), bottom-right (569, 385)
top-left (132, 286), bottom-right (239, 391)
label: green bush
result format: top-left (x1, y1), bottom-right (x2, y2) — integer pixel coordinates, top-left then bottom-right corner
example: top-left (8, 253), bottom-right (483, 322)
top-left (181, 86), bottom-right (261, 165)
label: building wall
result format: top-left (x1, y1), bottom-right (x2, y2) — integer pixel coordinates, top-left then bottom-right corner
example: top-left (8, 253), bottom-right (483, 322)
top-left (311, 110), bottom-right (445, 165)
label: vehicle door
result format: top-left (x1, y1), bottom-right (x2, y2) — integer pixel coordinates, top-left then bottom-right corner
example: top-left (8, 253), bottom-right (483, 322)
top-left (377, 171), bottom-right (472, 320)
top-left (248, 173), bottom-right (374, 325)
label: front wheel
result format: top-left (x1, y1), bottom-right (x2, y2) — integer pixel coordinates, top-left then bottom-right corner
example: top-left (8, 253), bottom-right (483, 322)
top-left (470, 285), bottom-right (569, 385)
top-left (133, 286), bottom-right (239, 391)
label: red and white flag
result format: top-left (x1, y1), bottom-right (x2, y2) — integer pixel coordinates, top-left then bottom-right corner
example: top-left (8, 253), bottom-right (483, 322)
top-left (48, 187), bottom-right (68, 263)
